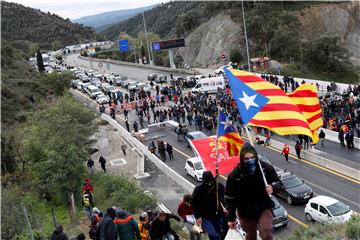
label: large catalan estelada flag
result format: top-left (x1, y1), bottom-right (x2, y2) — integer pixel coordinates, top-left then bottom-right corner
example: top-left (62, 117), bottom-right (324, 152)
top-left (287, 84), bottom-right (323, 142)
top-left (224, 68), bottom-right (323, 143)
top-left (217, 111), bottom-right (244, 156)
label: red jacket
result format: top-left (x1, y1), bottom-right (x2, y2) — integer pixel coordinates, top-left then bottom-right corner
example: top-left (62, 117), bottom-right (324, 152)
top-left (177, 201), bottom-right (193, 221)
top-left (282, 146), bottom-right (290, 155)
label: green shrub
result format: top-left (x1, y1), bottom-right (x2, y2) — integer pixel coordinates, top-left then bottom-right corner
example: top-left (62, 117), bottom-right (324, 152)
top-left (90, 174), bottom-right (156, 213)
top-left (346, 215), bottom-right (360, 240)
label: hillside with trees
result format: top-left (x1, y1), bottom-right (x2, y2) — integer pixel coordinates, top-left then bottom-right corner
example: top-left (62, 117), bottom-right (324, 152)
top-left (100, 1), bottom-right (359, 83)
top-left (1, 1), bottom-right (102, 50)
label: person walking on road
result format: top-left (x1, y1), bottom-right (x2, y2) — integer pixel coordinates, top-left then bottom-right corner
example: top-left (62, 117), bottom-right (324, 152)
top-left (125, 120), bottom-right (130, 132)
top-left (281, 144), bottom-right (290, 161)
top-left (295, 141), bottom-right (302, 159)
top-left (121, 142), bottom-right (127, 156)
top-left (99, 156), bottom-right (107, 173)
top-left (318, 130), bottom-right (325, 147)
top-left (338, 129), bottom-right (345, 147)
top-left (264, 131), bottom-right (270, 147)
top-left (158, 141), bottom-right (166, 161)
top-left (225, 143), bottom-right (280, 240)
top-left (133, 121), bottom-right (138, 133)
top-left (166, 142), bottom-right (174, 160)
top-left (303, 135), bottom-right (309, 149)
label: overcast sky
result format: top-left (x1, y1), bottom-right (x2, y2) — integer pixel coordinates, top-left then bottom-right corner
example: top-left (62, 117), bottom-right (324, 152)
top-left (8, 0), bottom-right (168, 20)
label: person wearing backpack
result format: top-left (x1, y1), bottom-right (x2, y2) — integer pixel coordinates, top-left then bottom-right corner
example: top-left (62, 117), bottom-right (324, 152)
top-left (82, 191), bottom-right (94, 220)
top-left (138, 212), bottom-right (151, 240)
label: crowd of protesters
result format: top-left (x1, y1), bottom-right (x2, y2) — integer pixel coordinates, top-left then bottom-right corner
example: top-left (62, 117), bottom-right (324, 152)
top-left (102, 72), bottom-right (359, 151)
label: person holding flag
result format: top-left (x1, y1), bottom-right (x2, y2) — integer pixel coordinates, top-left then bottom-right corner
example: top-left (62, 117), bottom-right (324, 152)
top-left (225, 143), bottom-right (280, 240)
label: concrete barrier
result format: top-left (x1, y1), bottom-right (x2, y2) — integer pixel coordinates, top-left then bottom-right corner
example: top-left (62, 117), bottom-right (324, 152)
top-left (254, 134), bottom-right (360, 180)
top-left (78, 56), bottom-right (197, 75)
top-left (319, 128), bottom-right (360, 149)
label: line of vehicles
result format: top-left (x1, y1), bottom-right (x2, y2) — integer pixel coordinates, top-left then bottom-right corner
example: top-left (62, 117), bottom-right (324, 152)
top-left (182, 133), bottom-right (354, 229)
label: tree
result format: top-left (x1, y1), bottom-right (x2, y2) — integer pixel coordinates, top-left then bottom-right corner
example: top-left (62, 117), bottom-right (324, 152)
top-left (230, 49), bottom-right (242, 65)
top-left (51, 40), bottom-right (62, 51)
top-left (304, 34), bottom-right (348, 73)
top-left (20, 95), bottom-right (96, 206)
top-left (36, 48), bottom-right (45, 72)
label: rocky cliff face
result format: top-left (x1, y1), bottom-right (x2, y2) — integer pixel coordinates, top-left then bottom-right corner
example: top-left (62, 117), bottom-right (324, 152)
top-left (177, 2), bottom-right (360, 68)
top-left (176, 13), bottom-right (244, 68)
top-left (296, 1), bottom-right (360, 66)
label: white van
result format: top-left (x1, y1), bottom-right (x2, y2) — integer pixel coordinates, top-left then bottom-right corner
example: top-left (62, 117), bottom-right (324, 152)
top-left (191, 76), bottom-right (225, 94)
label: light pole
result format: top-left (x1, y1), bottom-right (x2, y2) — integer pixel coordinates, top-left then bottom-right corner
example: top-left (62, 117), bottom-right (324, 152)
top-left (241, 0), bottom-right (251, 72)
top-left (142, 12), bottom-right (153, 65)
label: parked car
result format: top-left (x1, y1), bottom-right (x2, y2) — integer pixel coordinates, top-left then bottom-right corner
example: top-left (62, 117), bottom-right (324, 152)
top-left (71, 79), bottom-right (80, 89)
top-left (148, 73), bottom-right (158, 81)
top-left (76, 81), bottom-right (85, 91)
top-left (271, 195), bottom-right (288, 229)
top-left (185, 131), bottom-right (208, 147)
top-left (275, 171), bottom-right (313, 205)
top-left (114, 76), bottom-right (127, 86)
top-left (305, 195), bottom-right (353, 224)
top-left (155, 75), bottom-right (167, 84)
top-left (86, 85), bottom-right (102, 99)
top-left (81, 82), bottom-right (91, 93)
top-left (96, 94), bottom-right (110, 105)
top-left (185, 157), bottom-right (204, 182)
top-left (136, 82), bottom-right (151, 92)
top-left (127, 81), bottom-right (138, 91)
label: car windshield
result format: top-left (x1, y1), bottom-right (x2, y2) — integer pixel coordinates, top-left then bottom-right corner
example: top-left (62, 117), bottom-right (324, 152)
top-left (93, 89), bottom-right (101, 93)
top-left (282, 176), bottom-right (303, 188)
top-left (327, 201), bottom-right (350, 216)
top-left (271, 196), bottom-right (280, 209)
top-left (194, 162), bottom-right (203, 170)
top-left (97, 94), bottom-right (106, 99)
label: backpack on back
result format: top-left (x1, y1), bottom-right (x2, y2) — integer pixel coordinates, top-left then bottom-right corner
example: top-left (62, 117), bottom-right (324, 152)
top-left (83, 194), bottom-right (91, 207)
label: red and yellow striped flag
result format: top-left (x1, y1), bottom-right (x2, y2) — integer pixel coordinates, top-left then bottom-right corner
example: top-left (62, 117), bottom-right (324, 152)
top-left (287, 84), bottom-right (323, 142)
top-left (228, 69), bottom-right (323, 143)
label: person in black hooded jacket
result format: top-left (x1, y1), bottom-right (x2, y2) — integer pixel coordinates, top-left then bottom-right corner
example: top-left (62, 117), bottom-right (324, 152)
top-left (225, 143), bottom-right (280, 240)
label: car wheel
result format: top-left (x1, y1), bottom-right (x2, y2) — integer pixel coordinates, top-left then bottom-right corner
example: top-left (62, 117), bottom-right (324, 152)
top-left (305, 213), bottom-right (313, 222)
top-left (286, 195), bottom-right (293, 205)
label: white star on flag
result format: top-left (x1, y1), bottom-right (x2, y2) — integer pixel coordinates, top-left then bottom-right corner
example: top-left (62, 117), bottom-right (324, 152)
top-left (239, 91), bottom-right (259, 110)
top-left (221, 119), bottom-right (233, 131)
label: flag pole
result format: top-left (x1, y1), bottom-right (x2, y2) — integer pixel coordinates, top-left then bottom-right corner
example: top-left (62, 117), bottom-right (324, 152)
top-left (215, 107), bottom-right (220, 177)
top-left (244, 124), bottom-right (269, 188)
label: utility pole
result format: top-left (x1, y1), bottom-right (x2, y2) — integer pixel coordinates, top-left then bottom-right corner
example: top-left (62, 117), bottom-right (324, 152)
top-left (142, 12), bottom-right (153, 65)
top-left (241, 0), bottom-right (251, 72)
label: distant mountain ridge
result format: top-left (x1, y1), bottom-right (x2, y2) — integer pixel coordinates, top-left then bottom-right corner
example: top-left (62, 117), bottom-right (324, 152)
top-left (1, 1), bottom-right (100, 49)
top-left (72, 5), bottom-right (158, 32)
